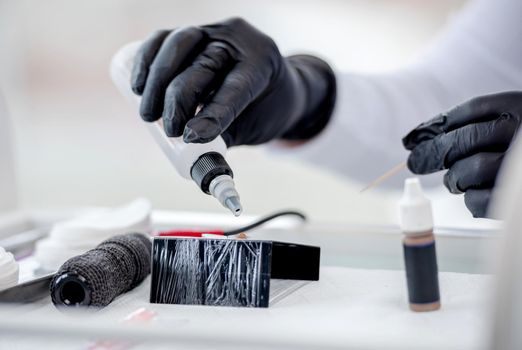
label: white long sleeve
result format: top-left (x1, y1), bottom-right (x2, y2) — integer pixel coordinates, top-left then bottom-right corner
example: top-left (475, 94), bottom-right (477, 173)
top-left (285, 0), bottom-right (522, 188)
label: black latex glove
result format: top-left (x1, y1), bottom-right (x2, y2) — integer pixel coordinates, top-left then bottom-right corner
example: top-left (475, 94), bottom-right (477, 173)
top-left (403, 91), bottom-right (522, 218)
top-left (131, 17), bottom-right (336, 147)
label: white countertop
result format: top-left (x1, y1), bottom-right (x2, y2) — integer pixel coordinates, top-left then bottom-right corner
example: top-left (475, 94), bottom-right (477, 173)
top-left (0, 266), bottom-right (492, 350)
top-left (0, 209), bottom-right (498, 349)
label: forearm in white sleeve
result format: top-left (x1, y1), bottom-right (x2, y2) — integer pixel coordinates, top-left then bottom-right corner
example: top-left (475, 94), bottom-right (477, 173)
top-left (280, 0), bottom-right (522, 188)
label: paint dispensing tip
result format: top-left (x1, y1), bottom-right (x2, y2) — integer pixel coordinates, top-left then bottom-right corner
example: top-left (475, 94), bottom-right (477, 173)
top-left (225, 196), bottom-right (243, 217)
top-left (209, 174), bottom-right (243, 217)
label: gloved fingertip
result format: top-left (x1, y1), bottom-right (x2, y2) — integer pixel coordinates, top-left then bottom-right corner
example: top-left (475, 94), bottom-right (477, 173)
top-left (469, 206), bottom-right (487, 218)
top-left (464, 189), bottom-right (490, 218)
top-left (162, 114), bottom-right (185, 138)
top-left (183, 127), bottom-right (201, 143)
top-left (131, 84), bottom-right (144, 96)
top-left (160, 121), bottom-right (173, 137)
top-left (406, 154), bottom-right (422, 175)
top-left (220, 131), bottom-right (234, 148)
top-left (139, 98), bottom-right (161, 122)
top-left (184, 118), bottom-right (221, 143)
top-left (139, 111), bottom-right (158, 122)
top-left (183, 126), bottom-right (220, 144)
top-left (184, 129), bottom-right (218, 143)
top-left (139, 113), bottom-right (153, 122)
top-left (402, 115), bottom-right (448, 150)
top-left (443, 170), bottom-right (462, 194)
top-left (471, 211), bottom-right (483, 219)
top-left (130, 63), bottom-right (147, 95)
top-left (402, 133), bottom-right (416, 151)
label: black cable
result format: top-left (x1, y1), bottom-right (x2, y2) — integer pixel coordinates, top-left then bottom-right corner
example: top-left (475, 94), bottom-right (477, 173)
top-left (223, 210), bottom-right (307, 236)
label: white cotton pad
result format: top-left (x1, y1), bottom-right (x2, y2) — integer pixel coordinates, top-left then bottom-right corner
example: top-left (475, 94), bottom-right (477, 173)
top-left (34, 198), bottom-right (152, 271)
top-left (33, 238), bottom-right (86, 271)
top-left (0, 247), bottom-right (19, 291)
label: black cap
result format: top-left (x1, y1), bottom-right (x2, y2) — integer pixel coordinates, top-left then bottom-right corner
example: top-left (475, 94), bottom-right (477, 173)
top-left (190, 152), bottom-right (233, 194)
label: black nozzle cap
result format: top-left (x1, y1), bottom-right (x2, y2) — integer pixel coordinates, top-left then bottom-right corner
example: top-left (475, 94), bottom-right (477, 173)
top-left (190, 152), bottom-right (233, 194)
top-left (51, 272), bottom-right (92, 307)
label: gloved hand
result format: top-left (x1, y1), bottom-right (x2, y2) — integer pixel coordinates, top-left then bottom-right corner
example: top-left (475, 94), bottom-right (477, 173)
top-left (131, 17), bottom-right (336, 147)
top-left (403, 91), bottom-right (522, 218)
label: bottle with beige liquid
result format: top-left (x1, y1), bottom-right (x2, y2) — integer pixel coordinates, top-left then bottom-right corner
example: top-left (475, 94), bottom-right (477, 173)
top-left (399, 178), bottom-right (440, 312)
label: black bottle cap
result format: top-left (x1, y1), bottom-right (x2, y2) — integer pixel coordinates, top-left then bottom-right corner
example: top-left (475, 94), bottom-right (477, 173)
top-left (190, 152), bottom-right (233, 194)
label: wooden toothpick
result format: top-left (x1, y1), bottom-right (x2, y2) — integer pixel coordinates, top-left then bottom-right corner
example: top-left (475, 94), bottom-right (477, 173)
top-left (360, 162), bottom-right (407, 193)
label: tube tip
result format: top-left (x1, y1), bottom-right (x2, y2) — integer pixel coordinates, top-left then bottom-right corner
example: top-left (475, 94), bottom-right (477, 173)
top-left (225, 197), bottom-right (243, 217)
top-left (208, 175), bottom-right (243, 216)
top-left (404, 177), bottom-right (422, 196)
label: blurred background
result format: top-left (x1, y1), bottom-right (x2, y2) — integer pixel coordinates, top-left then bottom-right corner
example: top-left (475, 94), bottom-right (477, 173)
top-left (0, 0), bottom-right (472, 225)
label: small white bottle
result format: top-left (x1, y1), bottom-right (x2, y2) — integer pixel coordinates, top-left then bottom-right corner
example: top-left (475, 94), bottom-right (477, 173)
top-left (399, 178), bottom-right (440, 312)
